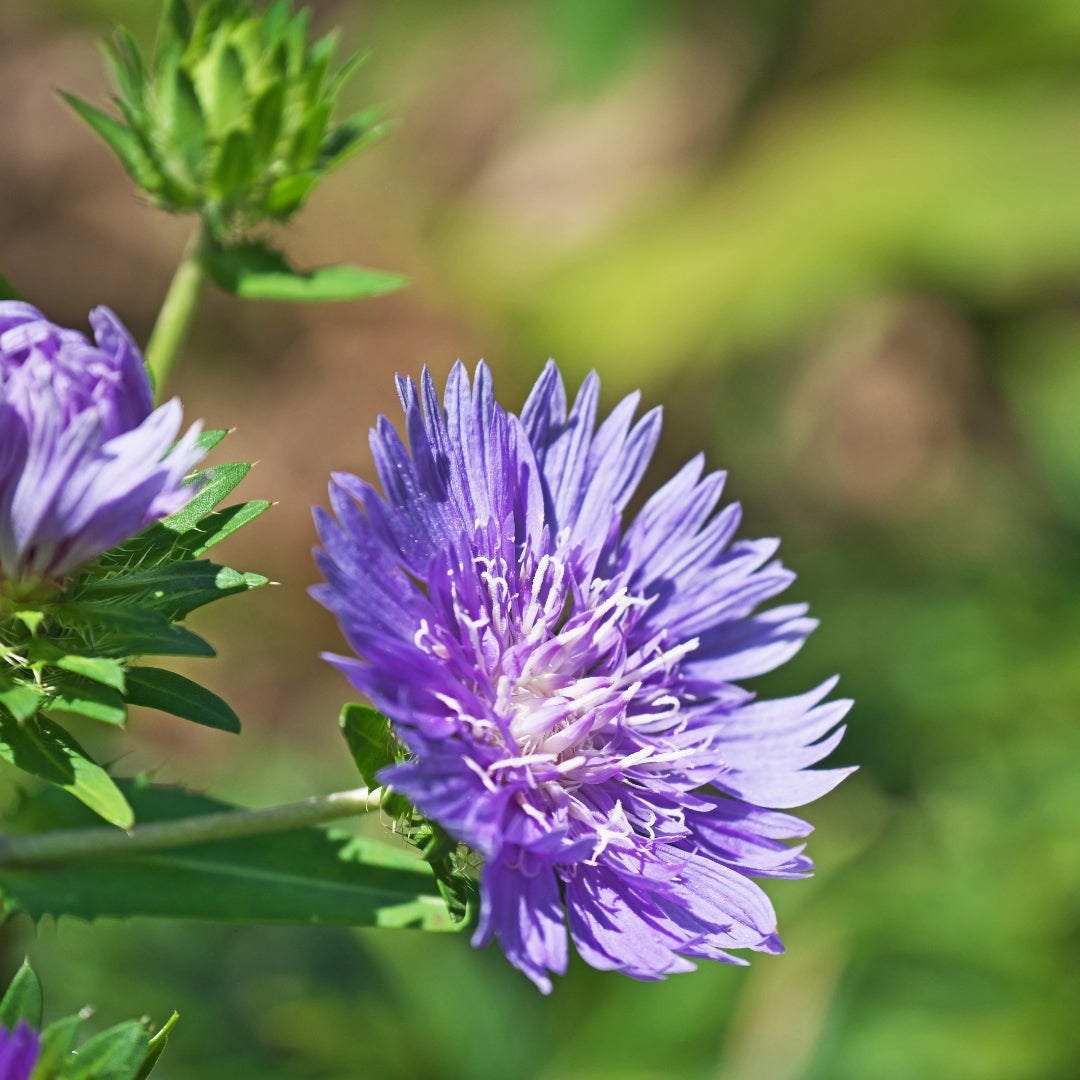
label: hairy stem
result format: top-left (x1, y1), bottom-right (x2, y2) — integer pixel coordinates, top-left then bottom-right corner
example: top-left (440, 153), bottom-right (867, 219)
top-left (145, 223), bottom-right (211, 399)
top-left (0, 787), bottom-right (383, 866)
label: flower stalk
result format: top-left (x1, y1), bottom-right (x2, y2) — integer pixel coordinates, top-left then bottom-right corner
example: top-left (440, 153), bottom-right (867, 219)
top-left (0, 787), bottom-right (382, 867)
top-left (146, 224), bottom-right (211, 398)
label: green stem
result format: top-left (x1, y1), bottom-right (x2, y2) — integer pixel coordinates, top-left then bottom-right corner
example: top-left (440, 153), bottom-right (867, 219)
top-left (145, 223), bottom-right (211, 399)
top-left (0, 787), bottom-right (383, 867)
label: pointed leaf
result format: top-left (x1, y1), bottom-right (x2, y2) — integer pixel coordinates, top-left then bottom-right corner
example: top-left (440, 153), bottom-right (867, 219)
top-left (207, 45), bottom-right (247, 135)
top-left (210, 128), bottom-right (255, 201)
top-left (187, 500), bottom-right (271, 555)
top-left (66, 1020), bottom-right (147, 1080)
top-left (163, 463), bottom-right (251, 532)
top-left (170, 67), bottom-right (206, 181)
top-left (250, 81), bottom-right (285, 164)
top-left (340, 703), bottom-right (399, 789)
top-left (194, 428), bottom-right (229, 453)
top-left (0, 783), bottom-right (458, 930)
top-left (79, 561), bottom-right (267, 620)
top-left (289, 100), bottom-right (333, 171)
top-left (101, 29), bottom-right (147, 112)
top-left (134, 1013), bottom-right (179, 1080)
top-left (319, 106), bottom-right (387, 173)
top-left (262, 172), bottom-right (319, 219)
top-left (0, 715), bottom-right (133, 828)
top-left (0, 961), bottom-right (42, 1030)
top-left (54, 656), bottom-right (127, 693)
top-left (35, 1015), bottom-right (83, 1079)
top-left (60, 93), bottom-right (160, 190)
top-left (124, 667), bottom-right (240, 733)
top-left (53, 603), bottom-right (214, 659)
top-left (0, 272), bottom-right (19, 301)
top-left (0, 678), bottom-right (42, 723)
top-left (48, 676), bottom-right (127, 727)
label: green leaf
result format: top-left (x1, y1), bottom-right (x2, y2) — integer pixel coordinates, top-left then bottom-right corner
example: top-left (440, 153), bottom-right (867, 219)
top-left (135, 1013), bottom-right (179, 1080)
top-left (339, 703), bottom-right (399, 789)
top-left (66, 1020), bottom-right (148, 1080)
top-left (0, 271), bottom-right (21, 301)
top-left (101, 29), bottom-right (147, 113)
top-left (0, 782), bottom-right (458, 930)
top-left (206, 44), bottom-right (247, 135)
top-left (170, 67), bottom-right (207, 181)
top-left (124, 667), bottom-right (240, 733)
top-left (54, 655), bottom-right (127, 693)
top-left (53, 603), bottom-right (214, 659)
top-left (163, 462), bottom-right (251, 532)
top-left (262, 171), bottom-right (318, 218)
top-left (34, 1014), bottom-right (83, 1079)
top-left (48, 676), bottom-right (127, 727)
top-left (0, 960), bottom-right (42, 1029)
top-left (304, 30), bottom-right (339, 106)
top-left (250, 81), bottom-right (285, 163)
top-left (79, 561), bottom-right (266, 621)
top-left (0, 678), bottom-right (42, 723)
top-left (185, 500), bottom-right (271, 555)
top-left (60, 93), bottom-right (160, 190)
top-left (0, 715), bottom-right (133, 828)
top-left (161, 0), bottom-right (193, 46)
top-left (195, 427), bottom-right (229, 453)
top-left (205, 242), bottom-right (408, 302)
top-left (289, 100), bottom-right (333, 171)
top-left (319, 106), bottom-right (387, 173)
top-left (210, 128), bottom-right (256, 201)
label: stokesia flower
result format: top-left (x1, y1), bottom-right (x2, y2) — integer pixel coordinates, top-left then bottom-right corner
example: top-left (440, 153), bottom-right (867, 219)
top-left (0, 302), bottom-right (202, 595)
top-left (0, 1019), bottom-right (39, 1080)
top-left (314, 361), bottom-right (854, 991)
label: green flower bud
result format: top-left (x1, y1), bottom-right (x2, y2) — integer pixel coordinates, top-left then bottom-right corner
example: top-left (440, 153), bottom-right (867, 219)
top-left (63, 0), bottom-right (383, 237)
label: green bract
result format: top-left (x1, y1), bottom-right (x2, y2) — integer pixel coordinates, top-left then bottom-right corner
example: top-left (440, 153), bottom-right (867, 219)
top-left (0, 431), bottom-right (269, 829)
top-left (63, 0), bottom-right (382, 236)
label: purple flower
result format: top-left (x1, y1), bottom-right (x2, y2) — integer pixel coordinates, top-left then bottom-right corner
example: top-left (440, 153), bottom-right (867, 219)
top-left (0, 302), bottom-right (202, 591)
top-left (314, 361), bottom-right (853, 992)
top-left (0, 1020), bottom-right (40, 1080)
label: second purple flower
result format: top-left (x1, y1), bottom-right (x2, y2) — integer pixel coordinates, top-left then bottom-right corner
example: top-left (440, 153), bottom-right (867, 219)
top-left (314, 361), bottom-right (853, 992)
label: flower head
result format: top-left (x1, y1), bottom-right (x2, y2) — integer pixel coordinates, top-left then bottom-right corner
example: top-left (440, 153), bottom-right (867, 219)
top-left (0, 1020), bottom-right (39, 1080)
top-left (0, 302), bottom-right (202, 591)
top-left (314, 361), bottom-right (853, 992)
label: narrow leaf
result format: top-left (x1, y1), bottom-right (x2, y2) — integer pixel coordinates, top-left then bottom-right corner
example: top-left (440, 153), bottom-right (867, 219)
top-left (66, 1020), bottom-right (147, 1080)
top-left (250, 81), bottom-right (285, 164)
top-left (187, 500), bottom-right (271, 555)
top-left (60, 93), bottom-right (160, 190)
top-left (319, 106), bottom-right (387, 173)
top-left (262, 172), bottom-right (318, 219)
top-left (0, 678), bottom-right (41, 723)
top-left (125, 668), bottom-right (240, 733)
top-left (0, 961), bottom-right (42, 1029)
top-left (35, 1015), bottom-right (83, 1079)
top-left (340, 703), bottom-right (398, 788)
top-left (207, 45), bottom-right (247, 134)
top-left (134, 1012), bottom-right (178, 1080)
top-left (53, 603), bottom-right (214, 659)
top-left (170, 67), bottom-right (206, 181)
top-left (163, 462), bottom-right (251, 531)
top-left (54, 656), bottom-right (126, 693)
top-left (210, 128), bottom-right (255, 201)
top-left (0, 715), bottom-right (133, 828)
top-left (0, 272), bottom-right (21, 301)
top-left (49, 677), bottom-right (127, 727)
top-left (194, 428), bottom-right (229, 453)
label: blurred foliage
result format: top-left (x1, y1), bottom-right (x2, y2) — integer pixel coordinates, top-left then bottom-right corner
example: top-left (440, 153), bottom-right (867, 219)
top-left (5, 0), bottom-right (1080, 1077)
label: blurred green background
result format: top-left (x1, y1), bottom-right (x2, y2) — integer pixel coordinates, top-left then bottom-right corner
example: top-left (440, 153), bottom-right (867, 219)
top-left (3, 0), bottom-right (1080, 1076)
